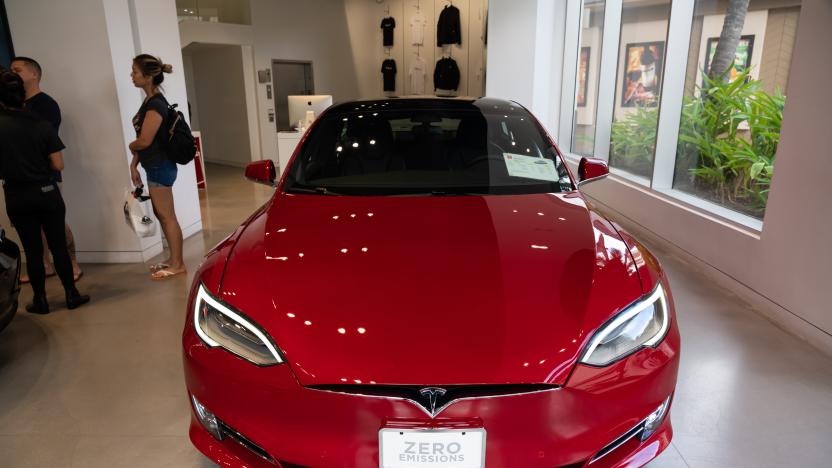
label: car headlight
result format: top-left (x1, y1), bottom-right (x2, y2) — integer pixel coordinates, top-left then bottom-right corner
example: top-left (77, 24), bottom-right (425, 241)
top-left (194, 284), bottom-right (284, 366)
top-left (579, 284), bottom-right (669, 366)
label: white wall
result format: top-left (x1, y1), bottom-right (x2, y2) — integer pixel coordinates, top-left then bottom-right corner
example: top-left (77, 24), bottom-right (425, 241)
top-left (485, 0), bottom-right (567, 131)
top-left (3, 0), bottom-right (202, 263)
top-left (184, 45), bottom-right (252, 167)
top-left (5, 0), bottom-right (152, 262)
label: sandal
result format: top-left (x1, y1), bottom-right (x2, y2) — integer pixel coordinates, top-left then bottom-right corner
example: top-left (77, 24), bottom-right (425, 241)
top-left (149, 262), bottom-right (170, 272)
top-left (73, 271), bottom-right (84, 282)
top-left (151, 268), bottom-right (186, 281)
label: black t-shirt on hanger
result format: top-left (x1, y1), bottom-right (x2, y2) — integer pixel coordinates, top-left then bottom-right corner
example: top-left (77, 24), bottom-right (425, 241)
top-left (381, 59), bottom-right (397, 92)
top-left (381, 17), bottom-right (396, 47)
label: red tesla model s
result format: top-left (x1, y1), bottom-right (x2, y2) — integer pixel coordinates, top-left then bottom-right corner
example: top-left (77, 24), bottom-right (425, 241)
top-left (183, 98), bottom-right (680, 468)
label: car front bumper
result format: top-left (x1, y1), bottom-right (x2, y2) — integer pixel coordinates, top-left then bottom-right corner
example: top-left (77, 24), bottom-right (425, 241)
top-left (182, 318), bottom-right (679, 468)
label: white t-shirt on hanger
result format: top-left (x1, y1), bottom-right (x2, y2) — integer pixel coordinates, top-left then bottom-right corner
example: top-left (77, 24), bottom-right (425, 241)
top-left (409, 55), bottom-right (427, 95)
top-left (410, 11), bottom-right (426, 45)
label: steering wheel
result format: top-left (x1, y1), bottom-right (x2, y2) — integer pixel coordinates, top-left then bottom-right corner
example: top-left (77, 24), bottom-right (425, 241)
top-left (460, 141), bottom-right (509, 169)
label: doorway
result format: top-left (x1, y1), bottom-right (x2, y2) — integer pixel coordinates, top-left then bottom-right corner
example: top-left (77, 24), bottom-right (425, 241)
top-left (272, 60), bottom-right (314, 131)
top-left (183, 43), bottom-right (254, 169)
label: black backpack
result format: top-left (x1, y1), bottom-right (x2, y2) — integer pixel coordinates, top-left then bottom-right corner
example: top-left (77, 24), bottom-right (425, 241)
top-left (152, 95), bottom-right (196, 165)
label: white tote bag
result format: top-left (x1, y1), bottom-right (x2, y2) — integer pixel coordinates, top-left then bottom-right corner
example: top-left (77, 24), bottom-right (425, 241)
top-left (123, 188), bottom-right (157, 238)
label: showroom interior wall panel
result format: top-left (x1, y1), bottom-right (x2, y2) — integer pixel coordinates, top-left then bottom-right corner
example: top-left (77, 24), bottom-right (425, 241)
top-left (488, 0), bottom-right (832, 353)
top-left (485, 0), bottom-right (566, 132)
top-left (3, 0), bottom-right (159, 262)
top-left (249, 0), bottom-right (362, 163)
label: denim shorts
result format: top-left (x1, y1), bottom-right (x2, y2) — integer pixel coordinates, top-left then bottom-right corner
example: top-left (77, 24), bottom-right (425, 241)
top-left (144, 159), bottom-right (178, 188)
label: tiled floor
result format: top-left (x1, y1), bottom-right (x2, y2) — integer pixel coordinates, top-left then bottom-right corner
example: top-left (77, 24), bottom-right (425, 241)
top-left (0, 164), bottom-right (830, 467)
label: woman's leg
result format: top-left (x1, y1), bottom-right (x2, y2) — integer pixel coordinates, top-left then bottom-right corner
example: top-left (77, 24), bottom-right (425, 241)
top-left (41, 229), bottom-right (55, 275)
top-left (18, 229), bottom-right (51, 283)
top-left (148, 186), bottom-right (185, 272)
top-left (64, 223), bottom-right (82, 277)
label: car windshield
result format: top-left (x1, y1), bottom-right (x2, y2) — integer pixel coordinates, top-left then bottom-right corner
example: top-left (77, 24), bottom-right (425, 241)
top-left (283, 100), bottom-right (574, 196)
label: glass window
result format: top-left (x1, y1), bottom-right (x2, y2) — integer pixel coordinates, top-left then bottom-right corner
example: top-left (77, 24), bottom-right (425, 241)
top-left (285, 100), bottom-right (574, 196)
top-left (608, 0), bottom-right (672, 180)
top-left (571, 0), bottom-right (606, 156)
top-left (673, 0), bottom-right (800, 219)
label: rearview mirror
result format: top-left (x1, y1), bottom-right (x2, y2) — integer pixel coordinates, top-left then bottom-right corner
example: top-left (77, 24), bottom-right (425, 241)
top-left (577, 157), bottom-right (609, 187)
top-left (245, 160), bottom-right (277, 186)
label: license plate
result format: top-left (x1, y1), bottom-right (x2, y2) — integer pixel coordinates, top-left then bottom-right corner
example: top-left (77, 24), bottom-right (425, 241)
top-left (379, 428), bottom-right (486, 468)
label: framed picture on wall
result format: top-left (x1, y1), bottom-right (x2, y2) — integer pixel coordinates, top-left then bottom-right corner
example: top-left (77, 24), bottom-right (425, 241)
top-left (704, 35), bottom-right (755, 81)
top-left (577, 47), bottom-right (590, 107)
top-left (621, 41), bottom-right (665, 108)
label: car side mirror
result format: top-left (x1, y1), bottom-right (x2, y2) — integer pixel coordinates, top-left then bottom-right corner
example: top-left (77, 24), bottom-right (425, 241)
top-left (577, 157), bottom-right (609, 187)
top-left (245, 160), bottom-right (277, 186)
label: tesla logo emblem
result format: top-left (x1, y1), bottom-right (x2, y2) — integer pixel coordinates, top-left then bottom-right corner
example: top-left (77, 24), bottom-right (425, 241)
top-left (419, 387), bottom-right (447, 415)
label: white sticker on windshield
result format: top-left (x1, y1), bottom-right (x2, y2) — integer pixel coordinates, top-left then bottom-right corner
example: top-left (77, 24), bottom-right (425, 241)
top-left (503, 153), bottom-right (559, 182)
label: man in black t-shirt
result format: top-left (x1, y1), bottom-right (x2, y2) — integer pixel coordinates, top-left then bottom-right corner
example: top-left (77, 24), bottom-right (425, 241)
top-left (0, 70), bottom-right (89, 313)
top-left (10, 56), bottom-right (83, 282)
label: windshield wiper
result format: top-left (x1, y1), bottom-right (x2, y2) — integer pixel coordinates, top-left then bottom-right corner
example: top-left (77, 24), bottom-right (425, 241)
top-left (286, 186), bottom-right (344, 196)
top-left (429, 190), bottom-right (486, 196)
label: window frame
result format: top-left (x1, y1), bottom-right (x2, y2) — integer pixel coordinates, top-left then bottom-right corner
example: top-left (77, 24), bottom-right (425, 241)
top-left (558, 0), bottom-right (778, 232)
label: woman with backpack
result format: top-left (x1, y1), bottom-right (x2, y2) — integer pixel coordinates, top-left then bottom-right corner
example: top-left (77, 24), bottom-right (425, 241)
top-left (129, 54), bottom-right (185, 280)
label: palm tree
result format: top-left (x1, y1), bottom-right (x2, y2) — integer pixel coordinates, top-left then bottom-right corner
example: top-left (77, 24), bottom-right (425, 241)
top-left (708, 0), bottom-right (751, 81)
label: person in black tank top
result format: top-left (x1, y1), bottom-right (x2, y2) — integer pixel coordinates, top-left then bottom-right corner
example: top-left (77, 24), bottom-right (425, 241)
top-left (128, 54), bottom-right (186, 280)
top-left (0, 71), bottom-right (90, 313)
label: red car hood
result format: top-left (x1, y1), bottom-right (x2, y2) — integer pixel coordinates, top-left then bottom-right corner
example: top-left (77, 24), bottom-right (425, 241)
top-left (219, 192), bottom-right (643, 386)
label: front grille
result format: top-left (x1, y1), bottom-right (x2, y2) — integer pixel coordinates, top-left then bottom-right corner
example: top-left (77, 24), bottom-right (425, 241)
top-left (308, 384), bottom-right (559, 416)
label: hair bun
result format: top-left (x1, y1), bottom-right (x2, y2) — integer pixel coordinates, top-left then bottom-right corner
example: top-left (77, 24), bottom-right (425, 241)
top-left (161, 64), bottom-right (173, 74)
